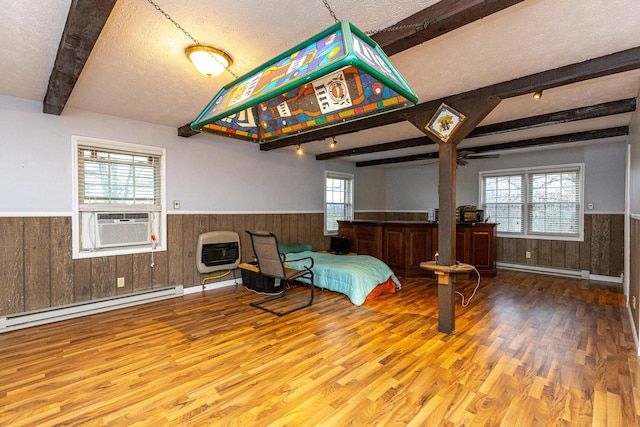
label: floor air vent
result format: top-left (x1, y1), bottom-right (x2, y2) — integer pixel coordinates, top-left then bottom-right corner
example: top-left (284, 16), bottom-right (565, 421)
top-left (196, 231), bottom-right (241, 273)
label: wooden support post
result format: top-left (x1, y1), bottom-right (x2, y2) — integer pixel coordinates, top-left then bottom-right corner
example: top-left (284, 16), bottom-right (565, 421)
top-left (437, 140), bottom-right (457, 334)
top-left (408, 96), bottom-right (502, 335)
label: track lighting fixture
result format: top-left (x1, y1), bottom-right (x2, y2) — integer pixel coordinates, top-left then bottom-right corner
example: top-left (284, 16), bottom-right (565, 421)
top-left (533, 90), bottom-right (543, 100)
top-left (296, 145), bottom-right (303, 155)
top-left (330, 137), bottom-right (337, 149)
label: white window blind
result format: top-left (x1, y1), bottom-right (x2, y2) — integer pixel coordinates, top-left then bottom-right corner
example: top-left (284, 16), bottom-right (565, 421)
top-left (527, 167), bottom-right (581, 237)
top-left (325, 172), bottom-right (353, 234)
top-left (78, 146), bottom-right (161, 208)
top-left (482, 174), bottom-right (524, 233)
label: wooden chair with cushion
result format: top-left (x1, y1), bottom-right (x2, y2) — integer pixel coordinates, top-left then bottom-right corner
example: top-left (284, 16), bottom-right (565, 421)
top-left (245, 230), bottom-right (314, 316)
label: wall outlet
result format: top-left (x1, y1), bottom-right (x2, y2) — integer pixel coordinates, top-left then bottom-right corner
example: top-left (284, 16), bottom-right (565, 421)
top-left (173, 200), bottom-right (180, 209)
top-left (526, 251), bottom-right (531, 259)
top-left (632, 296), bottom-right (637, 310)
top-left (117, 277), bottom-right (125, 288)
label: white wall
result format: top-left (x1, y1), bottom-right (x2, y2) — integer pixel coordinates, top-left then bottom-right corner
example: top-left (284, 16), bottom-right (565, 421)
top-left (584, 141), bottom-right (628, 213)
top-left (385, 140), bottom-right (628, 214)
top-left (1, 94), bottom-right (377, 215)
top-left (353, 164), bottom-right (387, 212)
top-left (1, 93), bottom-right (627, 217)
top-left (385, 161), bottom-right (439, 211)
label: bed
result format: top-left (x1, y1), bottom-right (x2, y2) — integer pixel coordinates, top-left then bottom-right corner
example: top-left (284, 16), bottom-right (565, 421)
top-left (279, 248), bottom-right (401, 306)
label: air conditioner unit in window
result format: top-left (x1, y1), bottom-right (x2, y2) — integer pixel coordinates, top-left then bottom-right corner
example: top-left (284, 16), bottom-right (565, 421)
top-left (94, 212), bottom-right (151, 248)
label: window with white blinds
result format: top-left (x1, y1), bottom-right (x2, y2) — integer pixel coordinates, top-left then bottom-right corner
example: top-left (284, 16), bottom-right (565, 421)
top-left (480, 164), bottom-right (583, 240)
top-left (77, 146), bottom-right (161, 208)
top-left (482, 173), bottom-right (524, 233)
top-left (528, 167), bottom-right (581, 237)
top-left (325, 171), bottom-right (353, 235)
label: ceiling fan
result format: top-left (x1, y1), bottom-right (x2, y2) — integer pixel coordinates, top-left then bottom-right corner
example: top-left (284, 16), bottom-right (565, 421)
top-left (413, 150), bottom-right (500, 166)
top-left (456, 150), bottom-right (500, 166)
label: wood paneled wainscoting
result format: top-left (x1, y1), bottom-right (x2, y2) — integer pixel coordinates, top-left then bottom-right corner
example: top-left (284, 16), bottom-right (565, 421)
top-left (630, 215), bottom-right (640, 343)
top-left (0, 213), bottom-right (328, 318)
top-left (496, 213), bottom-right (624, 278)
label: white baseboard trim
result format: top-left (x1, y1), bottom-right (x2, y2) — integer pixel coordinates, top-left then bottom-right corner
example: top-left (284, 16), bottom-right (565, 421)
top-left (589, 274), bottom-right (624, 284)
top-left (497, 262), bottom-right (589, 278)
top-left (183, 278), bottom-right (242, 295)
top-left (497, 262), bottom-right (622, 284)
top-left (0, 286), bottom-right (183, 333)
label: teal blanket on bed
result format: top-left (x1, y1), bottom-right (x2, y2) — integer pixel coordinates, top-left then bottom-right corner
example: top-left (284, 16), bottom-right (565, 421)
top-left (282, 251), bottom-right (400, 306)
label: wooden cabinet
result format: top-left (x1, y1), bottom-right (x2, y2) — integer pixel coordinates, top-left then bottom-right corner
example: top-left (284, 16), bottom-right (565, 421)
top-left (338, 221), bottom-right (496, 277)
top-left (354, 222), bottom-right (384, 259)
top-left (337, 221), bottom-right (354, 251)
top-left (454, 223), bottom-right (496, 276)
top-left (384, 222), bottom-right (435, 277)
top-left (337, 220), bottom-right (383, 259)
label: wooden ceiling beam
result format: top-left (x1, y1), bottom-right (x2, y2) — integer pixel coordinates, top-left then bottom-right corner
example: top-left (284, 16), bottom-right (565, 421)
top-left (316, 136), bottom-right (433, 160)
top-left (468, 98), bottom-right (636, 138)
top-left (43, 0), bottom-right (117, 115)
top-left (464, 126), bottom-right (629, 154)
top-left (355, 126), bottom-right (629, 167)
top-left (316, 98), bottom-right (637, 160)
top-left (370, 0), bottom-right (525, 56)
top-left (404, 47), bottom-right (640, 123)
top-left (178, 122), bottom-right (199, 138)
top-left (260, 46), bottom-right (640, 150)
top-left (492, 48), bottom-right (640, 99)
top-left (355, 152), bottom-right (439, 168)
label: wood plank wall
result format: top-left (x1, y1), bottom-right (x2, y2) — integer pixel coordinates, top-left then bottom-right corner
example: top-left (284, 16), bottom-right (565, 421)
top-left (497, 214), bottom-right (624, 277)
top-left (0, 213), bottom-right (328, 317)
top-left (630, 217), bottom-right (640, 333)
top-left (355, 212), bottom-right (624, 277)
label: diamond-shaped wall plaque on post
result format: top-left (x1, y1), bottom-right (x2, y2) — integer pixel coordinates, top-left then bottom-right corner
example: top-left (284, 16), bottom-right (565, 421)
top-left (426, 103), bottom-right (467, 143)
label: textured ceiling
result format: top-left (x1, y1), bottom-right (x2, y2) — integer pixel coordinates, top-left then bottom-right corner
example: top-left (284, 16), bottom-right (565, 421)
top-left (67, 0), bottom-right (439, 128)
top-left (1, 0), bottom-right (639, 165)
top-left (0, 0), bottom-right (73, 100)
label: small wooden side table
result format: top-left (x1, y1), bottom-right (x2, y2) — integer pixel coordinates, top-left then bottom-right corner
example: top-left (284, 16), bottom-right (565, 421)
top-left (419, 261), bottom-right (475, 285)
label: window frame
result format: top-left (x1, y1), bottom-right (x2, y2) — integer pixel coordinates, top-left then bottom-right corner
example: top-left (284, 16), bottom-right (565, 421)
top-left (481, 172), bottom-right (525, 234)
top-left (72, 136), bottom-right (167, 259)
top-left (324, 171), bottom-right (354, 236)
top-left (479, 163), bottom-right (584, 242)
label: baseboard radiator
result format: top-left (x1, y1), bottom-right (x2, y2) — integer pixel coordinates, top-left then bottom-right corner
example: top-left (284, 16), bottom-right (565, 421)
top-left (497, 262), bottom-right (622, 283)
top-left (497, 262), bottom-right (589, 278)
top-left (0, 286), bottom-right (183, 333)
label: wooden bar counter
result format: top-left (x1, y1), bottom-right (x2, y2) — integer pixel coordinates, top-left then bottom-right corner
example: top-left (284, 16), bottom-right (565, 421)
top-left (338, 220), bottom-right (496, 277)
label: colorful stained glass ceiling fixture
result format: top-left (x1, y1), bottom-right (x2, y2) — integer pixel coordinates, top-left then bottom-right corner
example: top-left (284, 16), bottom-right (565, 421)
top-left (191, 21), bottom-right (418, 143)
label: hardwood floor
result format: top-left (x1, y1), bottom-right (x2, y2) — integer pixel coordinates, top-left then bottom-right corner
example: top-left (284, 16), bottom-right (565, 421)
top-left (0, 270), bottom-right (639, 426)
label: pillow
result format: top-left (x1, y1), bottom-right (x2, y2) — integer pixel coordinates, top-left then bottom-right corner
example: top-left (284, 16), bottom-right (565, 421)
top-left (278, 242), bottom-right (312, 254)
